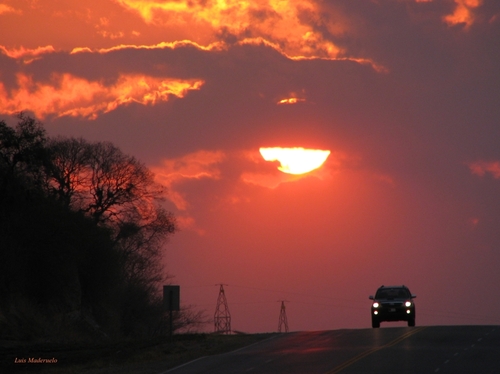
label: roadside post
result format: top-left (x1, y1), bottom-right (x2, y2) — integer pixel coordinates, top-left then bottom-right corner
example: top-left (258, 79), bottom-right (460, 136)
top-left (163, 285), bottom-right (180, 341)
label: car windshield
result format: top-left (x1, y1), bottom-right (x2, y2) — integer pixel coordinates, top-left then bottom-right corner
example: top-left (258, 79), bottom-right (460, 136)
top-left (375, 288), bottom-right (410, 299)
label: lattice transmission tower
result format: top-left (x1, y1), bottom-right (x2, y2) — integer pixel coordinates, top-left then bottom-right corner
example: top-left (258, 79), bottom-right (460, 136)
top-left (278, 300), bottom-right (289, 333)
top-left (214, 284), bottom-right (231, 334)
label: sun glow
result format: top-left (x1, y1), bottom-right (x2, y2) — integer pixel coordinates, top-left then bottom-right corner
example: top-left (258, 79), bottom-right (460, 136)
top-left (259, 147), bottom-right (331, 175)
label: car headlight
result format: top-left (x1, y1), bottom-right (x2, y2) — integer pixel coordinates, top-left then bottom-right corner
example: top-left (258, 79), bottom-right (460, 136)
top-left (405, 301), bottom-right (412, 307)
top-left (372, 302), bottom-right (380, 308)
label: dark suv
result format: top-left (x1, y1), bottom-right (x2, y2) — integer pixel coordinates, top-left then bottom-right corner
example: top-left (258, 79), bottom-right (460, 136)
top-left (369, 285), bottom-right (416, 328)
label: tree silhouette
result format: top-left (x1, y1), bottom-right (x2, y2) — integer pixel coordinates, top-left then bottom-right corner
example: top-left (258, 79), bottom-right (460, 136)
top-left (0, 114), bottom-right (182, 340)
top-left (0, 113), bottom-right (48, 198)
top-left (47, 137), bottom-right (176, 286)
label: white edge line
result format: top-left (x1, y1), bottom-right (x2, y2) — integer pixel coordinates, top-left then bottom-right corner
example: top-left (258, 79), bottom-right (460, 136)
top-left (160, 334), bottom-right (282, 374)
top-left (160, 355), bottom-right (208, 374)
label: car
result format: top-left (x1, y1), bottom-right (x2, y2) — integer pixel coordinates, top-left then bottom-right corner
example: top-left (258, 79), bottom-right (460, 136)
top-left (369, 285), bottom-right (416, 328)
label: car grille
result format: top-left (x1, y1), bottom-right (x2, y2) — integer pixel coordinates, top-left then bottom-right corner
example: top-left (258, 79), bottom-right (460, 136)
top-left (382, 302), bottom-right (404, 307)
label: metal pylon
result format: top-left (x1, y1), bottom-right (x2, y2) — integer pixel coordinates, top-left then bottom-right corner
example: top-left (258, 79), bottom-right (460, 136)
top-left (214, 284), bottom-right (231, 334)
top-left (278, 300), bottom-right (289, 333)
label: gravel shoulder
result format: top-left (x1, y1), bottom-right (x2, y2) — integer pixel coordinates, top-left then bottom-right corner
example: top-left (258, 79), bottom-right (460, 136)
top-left (1, 333), bottom-right (276, 374)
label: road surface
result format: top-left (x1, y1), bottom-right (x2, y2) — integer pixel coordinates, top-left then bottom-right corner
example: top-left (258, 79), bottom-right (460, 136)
top-left (164, 326), bottom-right (500, 373)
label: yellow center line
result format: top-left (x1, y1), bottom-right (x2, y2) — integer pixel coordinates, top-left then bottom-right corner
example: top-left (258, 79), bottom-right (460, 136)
top-left (326, 327), bottom-right (427, 374)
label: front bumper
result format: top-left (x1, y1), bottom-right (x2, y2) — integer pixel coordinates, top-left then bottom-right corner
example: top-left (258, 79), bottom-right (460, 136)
top-left (372, 306), bottom-right (415, 322)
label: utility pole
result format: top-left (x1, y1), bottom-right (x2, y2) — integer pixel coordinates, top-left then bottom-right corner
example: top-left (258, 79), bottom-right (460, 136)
top-left (278, 300), bottom-right (289, 333)
top-left (214, 284), bottom-right (231, 334)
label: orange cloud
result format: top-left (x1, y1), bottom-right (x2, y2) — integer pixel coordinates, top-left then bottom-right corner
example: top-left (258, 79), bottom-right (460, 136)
top-left (0, 1), bottom-right (385, 70)
top-left (468, 160), bottom-right (500, 178)
top-left (0, 73), bottom-right (204, 119)
top-left (174, 215), bottom-right (206, 235)
top-left (113, 0), bottom-right (343, 60)
top-left (97, 30), bottom-right (125, 39)
top-left (0, 4), bottom-right (20, 15)
top-left (444, 0), bottom-right (482, 28)
top-left (70, 40), bottom-right (223, 54)
top-left (277, 97), bottom-right (306, 105)
top-left (152, 150), bottom-right (226, 210)
top-left (0, 45), bottom-right (56, 59)
top-left (241, 171), bottom-right (303, 189)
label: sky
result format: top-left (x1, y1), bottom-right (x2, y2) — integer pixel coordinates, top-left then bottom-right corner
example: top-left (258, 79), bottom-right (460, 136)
top-left (2, 0), bottom-right (500, 333)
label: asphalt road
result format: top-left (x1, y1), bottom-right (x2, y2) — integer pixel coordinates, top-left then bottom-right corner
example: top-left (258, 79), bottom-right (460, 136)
top-left (164, 326), bottom-right (500, 374)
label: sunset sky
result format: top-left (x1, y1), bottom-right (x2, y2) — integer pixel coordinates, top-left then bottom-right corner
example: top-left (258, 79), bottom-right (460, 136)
top-left (2, 0), bottom-right (500, 332)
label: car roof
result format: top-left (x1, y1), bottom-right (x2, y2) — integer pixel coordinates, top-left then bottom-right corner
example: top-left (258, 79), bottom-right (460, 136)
top-left (378, 285), bottom-right (408, 289)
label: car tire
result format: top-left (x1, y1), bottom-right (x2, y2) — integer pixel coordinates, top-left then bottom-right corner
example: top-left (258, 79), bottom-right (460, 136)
top-left (408, 318), bottom-right (415, 327)
top-left (372, 319), bottom-right (380, 328)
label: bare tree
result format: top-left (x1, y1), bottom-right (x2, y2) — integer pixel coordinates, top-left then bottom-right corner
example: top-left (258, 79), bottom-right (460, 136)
top-left (47, 137), bottom-right (91, 208)
top-left (83, 142), bottom-right (153, 224)
top-left (117, 206), bottom-right (176, 285)
top-left (174, 306), bottom-right (210, 333)
top-left (48, 140), bottom-right (166, 227)
top-left (47, 137), bottom-right (176, 285)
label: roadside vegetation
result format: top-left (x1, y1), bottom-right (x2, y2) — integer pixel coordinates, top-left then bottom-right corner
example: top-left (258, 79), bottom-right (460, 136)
top-left (1, 333), bottom-right (275, 373)
top-left (0, 113), bottom-right (204, 343)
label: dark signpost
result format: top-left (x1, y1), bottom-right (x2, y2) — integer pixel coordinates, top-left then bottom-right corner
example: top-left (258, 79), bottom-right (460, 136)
top-left (163, 285), bottom-right (180, 340)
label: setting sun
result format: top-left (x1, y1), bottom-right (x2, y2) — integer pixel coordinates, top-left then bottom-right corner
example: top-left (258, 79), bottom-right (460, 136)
top-left (259, 147), bottom-right (331, 175)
